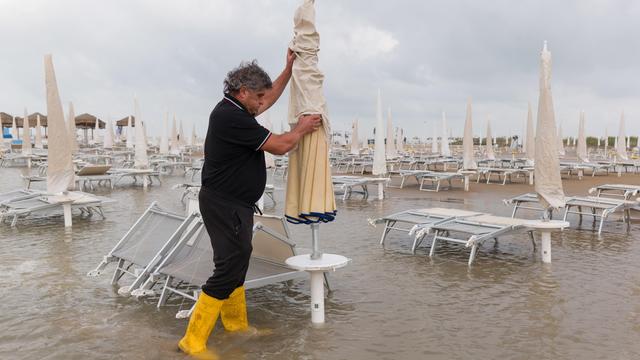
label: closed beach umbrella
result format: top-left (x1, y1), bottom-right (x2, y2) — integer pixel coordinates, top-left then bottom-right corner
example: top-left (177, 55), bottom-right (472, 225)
top-left (170, 114), bottom-right (179, 154)
top-left (486, 117), bottom-right (495, 161)
top-left (285, 0), bottom-right (336, 223)
top-left (160, 112), bottom-right (169, 154)
top-left (462, 99), bottom-right (476, 169)
top-left (22, 108), bottom-right (32, 155)
top-left (67, 102), bottom-right (78, 153)
top-left (396, 127), bottom-right (404, 153)
top-left (93, 114), bottom-right (101, 143)
top-left (604, 127), bottom-right (608, 154)
top-left (350, 118), bottom-right (359, 155)
top-left (441, 111), bottom-right (451, 156)
top-left (557, 122), bottom-right (565, 156)
top-left (11, 116), bottom-right (18, 140)
top-left (257, 111), bottom-right (276, 168)
top-left (525, 102), bottom-right (535, 164)
top-left (178, 119), bottom-right (185, 146)
top-left (372, 89), bottom-right (387, 175)
top-left (431, 120), bottom-right (438, 154)
top-left (45, 55), bottom-right (75, 193)
top-left (534, 42), bottom-right (565, 210)
top-left (35, 114), bottom-right (43, 149)
top-left (576, 111), bottom-right (588, 162)
top-left (190, 123), bottom-right (197, 146)
top-left (103, 118), bottom-right (114, 149)
top-left (386, 107), bottom-right (397, 158)
top-left (616, 112), bottom-right (628, 161)
top-left (134, 99), bottom-right (149, 168)
top-left (126, 115), bottom-right (134, 148)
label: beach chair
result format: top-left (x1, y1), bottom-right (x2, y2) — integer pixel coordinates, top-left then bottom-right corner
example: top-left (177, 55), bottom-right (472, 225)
top-left (332, 176), bottom-right (389, 200)
top-left (369, 208), bottom-right (484, 253)
top-left (421, 214), bottom-right (535, 265)
top-left (0, 189), bottom-right (40, 206)
top-left (417, 171), bottom-right (464, 192)
top-left (503, 193), bottom-right (549, 218)
top-left (75, 164), bottom-right (113, 191)
top-left (0, 191), bottom-right (111, 227)
top-left (386, 169), bottom-right (431, 189)
top-left (588, 184), bottom-right (640, 201)
top-left (562, 196), bottom-right (636, 234)
top-left (476, 167), bottom-right (532, 185)
top-left (145, 214), bottom-right (305, 318)
top-left (110, 168), bottom-right (161, 187)
top-left (86, 202), bottom-right (188, 294)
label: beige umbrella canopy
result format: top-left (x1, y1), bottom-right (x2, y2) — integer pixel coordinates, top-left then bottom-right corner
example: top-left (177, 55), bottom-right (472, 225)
top-left (74, 113), bottom-right (105, 129)
top-left (576, 111), bottom-right (588, 162)
top-left (462, 99), bottom-right (477, 169)
top-left (534, 42), bottom-right (565, 211)
top-left (285, 0), bottom-right (336, 224)
top-left (115, 115), bottom-right (136, 127)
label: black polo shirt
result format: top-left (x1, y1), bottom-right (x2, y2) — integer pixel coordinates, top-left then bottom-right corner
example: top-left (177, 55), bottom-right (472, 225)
top-left (201, 94), bottom-right (271, 207)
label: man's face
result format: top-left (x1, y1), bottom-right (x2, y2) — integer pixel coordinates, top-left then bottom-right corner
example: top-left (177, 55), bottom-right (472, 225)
top-left (237, 87), bottom-right (266, 116)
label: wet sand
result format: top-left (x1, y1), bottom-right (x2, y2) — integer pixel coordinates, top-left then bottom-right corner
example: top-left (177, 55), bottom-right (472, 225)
top-left (1, 166), bottom-right (640, 359)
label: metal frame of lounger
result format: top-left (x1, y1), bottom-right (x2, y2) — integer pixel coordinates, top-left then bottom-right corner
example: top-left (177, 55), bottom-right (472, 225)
top-left (476, 167), bottom-right (530, 185)
top-left (417, 172), bottom-right (463, 192)
top-left (86, 202), bottom-right (188, 291)
top-left (0, 192), bottom-right (108, 227)
top-left (146, 214), bottom-right (307, 318)
top-left (422, 215), bottom-right (535, 265)
top-left (562, 196), bottom-right (635, 234)
top-left (0, 189), bottom-right (40, 206)
top-left (332, 176), bottom-right (388, 200)
top-left (110, 169), bottom-right (162, 187)
top-left (369, 208), bottom-right (484, 253)
top-left (588, 184), bottom-right (640, 200)
top-left (386, 170), bottom-right (431, 189)
top-left (503, 193), bottom-right (548, 218)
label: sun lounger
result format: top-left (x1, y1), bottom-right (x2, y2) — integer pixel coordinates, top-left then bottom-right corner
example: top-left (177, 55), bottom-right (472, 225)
top-left (421, 214), bottom-right (535, 265)
top-left (503, 193), bottom-right (549, 218)
top-left (562, 196), bottom-right (636, 234)
top-left (0, 191), bottom-right (111, 227)
top-left (145, 213), bottom-right (305, 318)
top-left (386, 169), bottom-right (431, 189)
top-left (588, 184), bottom-right (640, 200)
top-left (476, 167), bottom-right (532, 185)
top-left (86, 202), bottom-right (188, 293)
top-left (332, 176), bottom-right (389, 200)
top-left (416, 171), bottom-right (464, 192)
top-left (369, 208), bottom-right (484, 253)
top-left (110, 168), bottom-right (161, 187)
top-left (75, 164), bottom-right (113, 191)
top-left (0, 189), bottom-right (40, 205)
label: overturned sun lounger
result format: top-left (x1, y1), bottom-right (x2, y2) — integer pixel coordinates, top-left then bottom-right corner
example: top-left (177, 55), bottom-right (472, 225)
top-left (369, 208), bottom-right (484, 253)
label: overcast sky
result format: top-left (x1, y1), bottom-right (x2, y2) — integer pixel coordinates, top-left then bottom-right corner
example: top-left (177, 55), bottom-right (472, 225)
top-left (1, 0), bottom-right (639, 140)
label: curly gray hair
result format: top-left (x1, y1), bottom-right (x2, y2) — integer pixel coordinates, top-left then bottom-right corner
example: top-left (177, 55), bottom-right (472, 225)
top-left (223, 60), bottom-right (272, 94)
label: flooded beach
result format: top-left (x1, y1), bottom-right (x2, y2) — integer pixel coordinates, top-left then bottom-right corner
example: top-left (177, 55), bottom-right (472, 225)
top-left (2, 166), bottom-right (640, 360)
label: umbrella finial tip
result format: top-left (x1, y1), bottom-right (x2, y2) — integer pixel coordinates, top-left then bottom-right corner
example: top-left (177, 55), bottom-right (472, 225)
top-left (543, 40), bottom-right (548, 51)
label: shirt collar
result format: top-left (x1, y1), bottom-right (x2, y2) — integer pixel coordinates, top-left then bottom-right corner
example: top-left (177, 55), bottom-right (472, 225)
top-left (223, 93), bottom-right (249, 113)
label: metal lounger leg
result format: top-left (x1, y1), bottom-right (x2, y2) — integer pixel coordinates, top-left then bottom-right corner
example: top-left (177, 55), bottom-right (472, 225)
top-left (429, 231), bottom-right (439, 257)
top-left (111, 259), bottom-right (125, 285)
top-left (468, 245), bottom-right (478, 266)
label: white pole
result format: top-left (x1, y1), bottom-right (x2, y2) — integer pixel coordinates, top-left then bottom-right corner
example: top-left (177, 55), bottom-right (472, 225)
top-left (310, 271), bottom-right (325, 324)
top-left (377, 183), bottom-right (384, 200)
top-left (540, 230), bottom-right (551, 263)
top-left (63, 202), bottom-right (72, 228)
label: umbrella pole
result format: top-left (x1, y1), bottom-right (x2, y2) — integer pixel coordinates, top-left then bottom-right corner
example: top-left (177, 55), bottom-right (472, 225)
top-left (310, 223), bottom-right (321, 260)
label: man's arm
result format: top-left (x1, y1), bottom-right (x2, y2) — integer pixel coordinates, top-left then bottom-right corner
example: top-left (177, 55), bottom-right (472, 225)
top-left (261, 114), bottom-right (321, 155)
top-left (257, 49), bottom-right (296, 116)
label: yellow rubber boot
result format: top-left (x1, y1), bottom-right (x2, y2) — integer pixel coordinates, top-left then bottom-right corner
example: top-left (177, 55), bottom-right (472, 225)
top-left (178, 292), bottom-right (223, 359)
top-left (220, 286), bottom-right (249, 332)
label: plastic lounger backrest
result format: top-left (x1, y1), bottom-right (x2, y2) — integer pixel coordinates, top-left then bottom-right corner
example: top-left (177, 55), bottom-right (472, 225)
top-left (77, 165), bottom-right (112, 176)
top-left (110, 205), bottom-right (185, 265)
top-left (252, 214), bottom-right (295, 263)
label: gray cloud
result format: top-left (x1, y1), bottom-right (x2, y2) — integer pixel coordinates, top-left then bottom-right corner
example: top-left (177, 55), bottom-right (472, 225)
top-left (1, 0), bottom-right (638, 141)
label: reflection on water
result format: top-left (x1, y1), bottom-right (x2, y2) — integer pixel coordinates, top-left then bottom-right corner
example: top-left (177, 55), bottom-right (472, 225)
top-left (1, 167), bottom-right (640, 359)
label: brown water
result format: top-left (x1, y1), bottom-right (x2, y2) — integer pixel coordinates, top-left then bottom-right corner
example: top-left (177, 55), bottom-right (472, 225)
top-left (1, 167), bottom-right (640, 360)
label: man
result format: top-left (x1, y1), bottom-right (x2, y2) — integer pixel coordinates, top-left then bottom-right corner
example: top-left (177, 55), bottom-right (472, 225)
top-left (179, 50), bottom-right (321, 357)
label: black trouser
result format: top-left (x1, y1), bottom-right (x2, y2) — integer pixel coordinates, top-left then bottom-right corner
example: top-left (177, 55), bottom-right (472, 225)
top-left (199, 187), bottom-right (254, 300)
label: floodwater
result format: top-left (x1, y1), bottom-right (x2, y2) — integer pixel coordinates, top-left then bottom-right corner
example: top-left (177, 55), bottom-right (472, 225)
top-left (1, 166), bottom-right (640, 360)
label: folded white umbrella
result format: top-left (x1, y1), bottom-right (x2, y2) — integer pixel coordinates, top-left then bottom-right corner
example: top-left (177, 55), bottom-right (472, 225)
top-left (160, 112), bottom-right (169, 154)
top-left (386, 107), bottom-right (397, 158)
top-left (178, 119), bottom-right (185, 146)
top-left (21, 108), bottom-right (32, 155)
top-left (576, 111), bottom-right (588, 162)
top-left (126, 115), bottom-right (134, 148)
top-left (431, 120), bottom-right (438, 154)
top-left (45, 55), bottom-right (75, 193)
top-left (616, 112), bottom-right (628, 161)
top-left (103, 118), bottom-right (114, 149)
top-left (396, 127), bottom-right (404, 153)
top-left (190, 123), bottom-right (197, 146)
top-left (525, 102), bottom-right (535, 164)
top-left (604, 127), bottom-right (608, 154)
top-left (462, 99), bottom-right (476, 169)
top-left (350, 118), bottom-right (359, 155)
top-left (170, 114), bottom-right (179, 154)
top-left (534, 42), bottom-right (565, 210)
top-left (35, 114), bottom-right (43, 149)
top-left (257, 111), bottom-right (275, 168)
top-left (485, 117), bottom-right (495, 161)
top-left (285, 0), bottom-right (336, 224)
top-left (441, 111), bottom-right (451, 156)
top-left (93, 114), bottom-right (101, 143)
top-left (372, 89), bottom-right (387, 175)
top-left (134, 98), bottom-right (149, 168)
top-left (67, 102), bottom-right (79, 153)
top-left (11, 116), bottom-right (18, 140)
